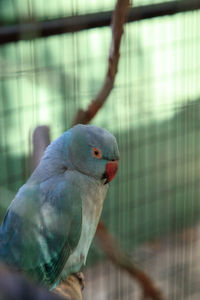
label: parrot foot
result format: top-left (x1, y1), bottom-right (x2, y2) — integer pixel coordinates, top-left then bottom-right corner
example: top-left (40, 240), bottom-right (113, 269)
top-left (74, 272), bottom-right (85, 290)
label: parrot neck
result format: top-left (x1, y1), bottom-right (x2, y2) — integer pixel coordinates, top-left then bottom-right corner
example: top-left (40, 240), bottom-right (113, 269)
top-left (29, 132), bottom-right (75, 183)
top-left (29, 159), bottom-right (68, 183)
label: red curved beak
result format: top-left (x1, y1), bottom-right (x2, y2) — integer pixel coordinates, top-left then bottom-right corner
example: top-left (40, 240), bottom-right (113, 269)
top-left (105, 160), bottom-right (118, 183)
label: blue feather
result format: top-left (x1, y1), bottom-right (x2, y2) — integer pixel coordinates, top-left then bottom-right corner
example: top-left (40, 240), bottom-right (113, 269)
top-left (0, 125), bottom-right (119, 288)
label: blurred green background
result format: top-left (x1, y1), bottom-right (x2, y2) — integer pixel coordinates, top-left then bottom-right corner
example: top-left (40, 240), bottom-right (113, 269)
top-left (0, 0), bottom-right (200, 265)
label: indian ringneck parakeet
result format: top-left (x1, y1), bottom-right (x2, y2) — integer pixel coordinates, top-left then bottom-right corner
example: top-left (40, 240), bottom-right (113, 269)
top-left (0, 124), bottom-right (119, 289)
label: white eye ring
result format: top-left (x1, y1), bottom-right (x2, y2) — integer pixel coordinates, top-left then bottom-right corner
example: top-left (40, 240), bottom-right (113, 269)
top-left (92, 147), bottom-right (102, 159)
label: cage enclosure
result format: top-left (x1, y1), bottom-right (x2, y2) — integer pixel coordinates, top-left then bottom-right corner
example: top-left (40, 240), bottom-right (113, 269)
top-left (0, 0), bottom-right (200, 299)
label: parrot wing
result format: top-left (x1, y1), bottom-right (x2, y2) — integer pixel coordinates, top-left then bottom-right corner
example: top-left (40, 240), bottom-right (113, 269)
top-left (0, 178), bottom-right (82, 286)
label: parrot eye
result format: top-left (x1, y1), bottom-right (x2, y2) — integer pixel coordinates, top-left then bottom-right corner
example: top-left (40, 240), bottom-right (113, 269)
top-left (92, 147), bottom-right (102, 159)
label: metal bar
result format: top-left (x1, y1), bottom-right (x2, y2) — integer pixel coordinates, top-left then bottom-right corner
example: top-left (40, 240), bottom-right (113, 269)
top-left (0, 0), bottom-right (200, 45)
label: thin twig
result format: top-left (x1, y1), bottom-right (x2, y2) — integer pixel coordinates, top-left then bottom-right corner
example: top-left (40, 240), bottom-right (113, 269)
top-left (72, 0), bottom-right (130, 125)
top-left (97, 222), bottom-right (164, 300)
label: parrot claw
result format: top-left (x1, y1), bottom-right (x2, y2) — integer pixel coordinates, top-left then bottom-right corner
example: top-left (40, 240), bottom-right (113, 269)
top-left (74, 272), bottom-right (85, 290)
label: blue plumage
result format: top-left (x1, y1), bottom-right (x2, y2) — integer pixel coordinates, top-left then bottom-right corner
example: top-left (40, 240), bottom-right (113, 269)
top-left (0, 124), bottom-right (119, 288)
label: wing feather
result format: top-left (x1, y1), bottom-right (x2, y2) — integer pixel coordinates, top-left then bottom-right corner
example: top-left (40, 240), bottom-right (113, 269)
top-left (0, 177), bottom-right (82, 286)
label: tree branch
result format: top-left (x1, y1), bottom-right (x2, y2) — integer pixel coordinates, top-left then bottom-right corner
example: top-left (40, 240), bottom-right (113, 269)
top-left (97, 222), bottom-right (163, 300)
top-left (72, 0), bottom-right (130, 125)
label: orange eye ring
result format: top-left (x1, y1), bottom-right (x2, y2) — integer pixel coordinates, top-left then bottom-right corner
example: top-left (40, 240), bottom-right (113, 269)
top-left (92, 147), bottom-right (102, 159)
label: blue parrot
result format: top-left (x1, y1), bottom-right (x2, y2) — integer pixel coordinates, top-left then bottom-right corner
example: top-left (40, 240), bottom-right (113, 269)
top-left (0, 124), bottom-right (119, 289)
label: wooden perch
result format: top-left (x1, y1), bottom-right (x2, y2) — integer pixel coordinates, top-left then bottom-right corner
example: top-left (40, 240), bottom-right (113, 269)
top-left (53, 275), bottom-right (83, 300)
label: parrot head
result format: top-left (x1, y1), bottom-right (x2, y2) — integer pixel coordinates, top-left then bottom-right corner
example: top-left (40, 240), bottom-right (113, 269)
top-left (66, 124), bottom-right (119, 184)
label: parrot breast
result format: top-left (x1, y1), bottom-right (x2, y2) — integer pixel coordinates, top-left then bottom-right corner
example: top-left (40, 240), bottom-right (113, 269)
top-left (60, 170), bottom-right (108, 279)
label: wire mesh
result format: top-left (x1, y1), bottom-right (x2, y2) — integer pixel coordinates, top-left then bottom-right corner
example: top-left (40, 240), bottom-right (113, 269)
top-left (0, 1), bottom-right (200, 299)
top-left (0, 0), bottom-right (178, 22)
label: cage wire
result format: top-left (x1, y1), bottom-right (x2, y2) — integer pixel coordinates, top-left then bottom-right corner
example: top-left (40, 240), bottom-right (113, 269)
top-left (0, 0), bottom-right (200, 299)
